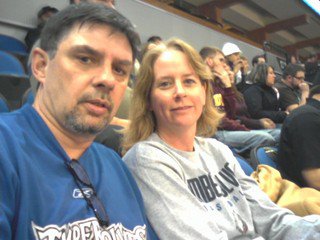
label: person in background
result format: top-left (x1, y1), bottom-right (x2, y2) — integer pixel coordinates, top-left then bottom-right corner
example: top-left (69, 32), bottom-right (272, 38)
top-left (278, 85), bottom-right (320, 190)
top-left (244, 63), bottom-right (288, 123)
top-left (200, 47), bottom-right (279, 156)
top-left (70, 0), bottom-right (115, 8)
top-left (0, 4), bottom-right (157, 239)
top-left (236, 55), bottom-right (251, 93)
top-left (251, 54), bottom-right (266, 67)
top-left (122, 38), bottom-right (320, 240)
top-left (305, 54), bottom-right (319, 84)
top-left (147, 35), bottom-right (162, 44)
top-left (275, 63), bottom-right (309, 112)
top-left (222, 42), bottom-right (243, 85)
top-left (25, 6), bottom-right (58, 51)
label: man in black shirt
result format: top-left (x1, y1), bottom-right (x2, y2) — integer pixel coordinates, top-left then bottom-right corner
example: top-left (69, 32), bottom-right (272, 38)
top-left (275, 63), bottom-right (309, 112)
top-left (278, 85), bottom-right (320, 190)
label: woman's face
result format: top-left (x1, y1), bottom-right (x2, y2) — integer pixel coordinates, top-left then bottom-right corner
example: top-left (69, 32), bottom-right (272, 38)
top-left (149, 50), bottom-right (206, 134)
top-left (266, 67), bottom-right (276, 87)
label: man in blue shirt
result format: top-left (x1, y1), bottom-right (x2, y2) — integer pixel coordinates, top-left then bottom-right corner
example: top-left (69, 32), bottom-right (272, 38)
top-left (0, 3), bottom-right (157, 240)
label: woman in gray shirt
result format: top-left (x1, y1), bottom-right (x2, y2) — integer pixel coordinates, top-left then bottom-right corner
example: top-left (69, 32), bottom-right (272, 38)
top-left (122, 38), bottom-right (320, 240)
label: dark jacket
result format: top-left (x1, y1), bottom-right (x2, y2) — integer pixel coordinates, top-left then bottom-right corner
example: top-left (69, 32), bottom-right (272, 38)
top-left (243, 83), bottom-right (287, 123)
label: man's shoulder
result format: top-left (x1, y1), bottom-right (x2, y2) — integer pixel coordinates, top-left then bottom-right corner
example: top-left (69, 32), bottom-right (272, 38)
top-left (290, 103), bottom-right (319, 116)
top-left (91, 142), bottom-right (123, 162)
top-left (284, 104), bottom-right (320, 128)
top-left (0, 110), bottom-right (26, 137)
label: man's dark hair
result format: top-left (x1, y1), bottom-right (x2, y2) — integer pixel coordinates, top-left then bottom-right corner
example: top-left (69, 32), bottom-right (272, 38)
top-left (40, 3), bottom-right (140, 60)
top-left (309, 85), bottom-right (320, 98)
top-left (37, 6), bottom-right (59, 19)
top-left (283, 63), bottom-right (305, 79)
top-left (251, 54), bottom-right (265, 66)
top-left (147, 35), bottom-right (162, 43)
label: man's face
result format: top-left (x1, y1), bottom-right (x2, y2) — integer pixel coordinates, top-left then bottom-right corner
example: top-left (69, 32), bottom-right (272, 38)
top-left (207, 52), bottom-right (226, 69)
top-left (33, 24), bottom-right (133, 136)
top-left (292, 70), bottom-right (305, 89)
top-left (227, 52), bottom-right (240, 64)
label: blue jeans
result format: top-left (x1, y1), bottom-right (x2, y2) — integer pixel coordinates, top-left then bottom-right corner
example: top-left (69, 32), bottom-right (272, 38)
top-left (214, 129), bottom-right (280, 153)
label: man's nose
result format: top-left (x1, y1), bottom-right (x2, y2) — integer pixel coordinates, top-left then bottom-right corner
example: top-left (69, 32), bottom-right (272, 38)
top-left (94, 66), bottom-right (115, 91)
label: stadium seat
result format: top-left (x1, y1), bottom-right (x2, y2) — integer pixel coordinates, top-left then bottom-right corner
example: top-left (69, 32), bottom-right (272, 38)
top-left (0, 50), bottom-right (28, 78)
top-left (0, 34), bottom-right (28, 56)
top-left (234, 155), bottom-right (254, 176)
top-left (250, 146), bottom-right (279, 170)
top-left (0, 50), bottom-right (30, 109)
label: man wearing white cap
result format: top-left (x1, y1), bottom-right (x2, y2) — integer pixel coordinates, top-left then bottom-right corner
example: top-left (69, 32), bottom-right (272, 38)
top-left (222, 42), bottom-right (244, 85)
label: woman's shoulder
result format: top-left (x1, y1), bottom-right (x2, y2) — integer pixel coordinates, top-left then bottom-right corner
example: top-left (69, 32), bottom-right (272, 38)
top-left (123, 134), bottom-right (176, 162)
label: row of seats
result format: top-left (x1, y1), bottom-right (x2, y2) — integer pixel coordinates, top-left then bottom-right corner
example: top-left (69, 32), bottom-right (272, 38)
top-left (0, 44), bottom-right (33, 111)
top-left (0, 34), bottom-right (28, 57)
top-left (233, 146), bottom-right (279, 176)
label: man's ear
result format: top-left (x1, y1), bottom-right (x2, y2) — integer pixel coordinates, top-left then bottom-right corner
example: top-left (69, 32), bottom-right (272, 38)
top-left (31, 48), bottom-right (49, 85)
top-left (205, 57), bottom-right (212, 67)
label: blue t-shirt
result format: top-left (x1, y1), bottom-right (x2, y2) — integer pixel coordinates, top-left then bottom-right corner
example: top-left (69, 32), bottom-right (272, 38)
top-left (0, 105), bottom-right (157, 240)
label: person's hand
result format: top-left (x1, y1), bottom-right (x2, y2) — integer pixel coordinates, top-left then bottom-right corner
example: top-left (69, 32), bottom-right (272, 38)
top-left (232, 59), bottom-right (243, 74)
top-left (259, 118), bottom-right (276, 129)
top-left (299, 82), bottom-right (309, 93)
top-left (213, 65), bottom-right (232, 88)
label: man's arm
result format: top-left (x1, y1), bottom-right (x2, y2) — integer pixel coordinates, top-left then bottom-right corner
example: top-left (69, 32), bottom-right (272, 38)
top-left (286, 82), bottom-right (309, 112)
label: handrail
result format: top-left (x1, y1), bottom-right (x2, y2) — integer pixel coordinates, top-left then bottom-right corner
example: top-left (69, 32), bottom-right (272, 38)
top-left (0, 18), bottom-right (33, 31)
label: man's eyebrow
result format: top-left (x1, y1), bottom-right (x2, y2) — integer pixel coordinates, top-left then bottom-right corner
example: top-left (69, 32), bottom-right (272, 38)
top-left (69, 45), bottom-right (133, 66)
top-left (114, 59), bottom-right (133, 67)
top-left (68, 45), bottom-right (103, 58)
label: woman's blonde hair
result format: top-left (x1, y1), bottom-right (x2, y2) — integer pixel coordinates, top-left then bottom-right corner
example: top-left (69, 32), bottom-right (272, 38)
top-left (122, 38), bottom-right (222, 153)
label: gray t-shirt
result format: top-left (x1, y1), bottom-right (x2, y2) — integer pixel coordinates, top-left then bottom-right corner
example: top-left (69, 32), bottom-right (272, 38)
top-left (124, 133), bottom-right (320, 240)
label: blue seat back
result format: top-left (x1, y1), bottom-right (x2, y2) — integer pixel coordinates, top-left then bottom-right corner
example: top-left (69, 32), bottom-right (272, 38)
top-left (0, 51), bottom-right (30, 109)
top-left (0, 34), bottom-right (28, 56)
top-left (250, 146), bottom-right (278, 169)
top-left (0, 50), bottom-right (28, 78)
top-left (230, 147), bottom-right (254, 176)
top-left (235, 155), bottom-right (254, 176)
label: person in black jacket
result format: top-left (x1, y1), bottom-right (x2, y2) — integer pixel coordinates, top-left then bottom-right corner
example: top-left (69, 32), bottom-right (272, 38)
top-left (243, 63), bottom-right (288, 123)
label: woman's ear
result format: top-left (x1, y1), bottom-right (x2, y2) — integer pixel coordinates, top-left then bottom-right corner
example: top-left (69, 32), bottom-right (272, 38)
top-left (31, 48), bottom-right (49, 85)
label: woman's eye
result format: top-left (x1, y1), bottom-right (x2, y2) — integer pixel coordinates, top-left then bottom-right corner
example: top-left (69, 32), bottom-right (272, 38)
top-left (159, 81), bottom-right (171, 88)
top-left (185, 78), bottom-right (196, 85)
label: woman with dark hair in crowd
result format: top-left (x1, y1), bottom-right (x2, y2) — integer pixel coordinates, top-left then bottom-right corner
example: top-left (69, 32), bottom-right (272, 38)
top-left (244, 63), bottom-right (288, 123)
